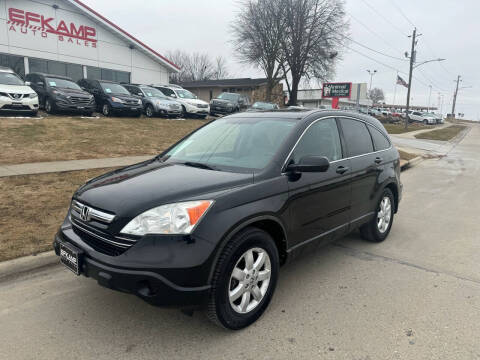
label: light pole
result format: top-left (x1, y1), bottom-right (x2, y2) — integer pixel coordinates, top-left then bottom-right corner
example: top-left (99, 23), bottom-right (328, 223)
top-left (367, 69), bottom-right (377, 92)
top-left (427, 85), bottom-right (432, 112)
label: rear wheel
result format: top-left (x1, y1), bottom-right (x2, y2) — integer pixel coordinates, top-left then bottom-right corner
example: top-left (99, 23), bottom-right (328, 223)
top-left (206, 227), bottom-right (279, 330)
top-left (181, 105), bottom-right (187, 118)
top-left (360, 188), bottom-right (394, 242)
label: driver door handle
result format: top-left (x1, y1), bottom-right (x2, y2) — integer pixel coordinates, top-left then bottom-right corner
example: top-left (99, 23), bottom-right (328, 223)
top-left (336, 166), bottom-right (349, 175)
top-left (374, 157), bottom-right (383, 164)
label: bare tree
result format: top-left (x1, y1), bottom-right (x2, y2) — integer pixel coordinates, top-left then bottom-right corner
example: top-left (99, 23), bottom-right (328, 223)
top-left (212, 56), bottom-right (230, 80)
top-left (167, 51), bottom-right (230, 83)
top-left (231, 0), bottom-right (285, 101)
top-left (368, 87), bottom-right (385, 105)
top-left (281, 0), bottom-right (348, 105)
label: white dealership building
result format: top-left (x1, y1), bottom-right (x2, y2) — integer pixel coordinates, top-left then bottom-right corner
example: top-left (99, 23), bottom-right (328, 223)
top-left (0, 0), bottom-right (178, 83)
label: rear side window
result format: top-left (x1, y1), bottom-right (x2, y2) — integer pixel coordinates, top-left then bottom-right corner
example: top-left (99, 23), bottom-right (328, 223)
top-left (291, 118), bottom-right (342, 163)
top-left (368, 125), bottom-right (390, 151)
top-left (160, 87), bottom-right (175, 97)
top-left (339, 118), bottom-right (374, 157)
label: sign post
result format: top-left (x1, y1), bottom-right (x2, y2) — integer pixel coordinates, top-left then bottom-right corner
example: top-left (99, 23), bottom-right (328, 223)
top-left (322, 82), bottom-right (352, 109)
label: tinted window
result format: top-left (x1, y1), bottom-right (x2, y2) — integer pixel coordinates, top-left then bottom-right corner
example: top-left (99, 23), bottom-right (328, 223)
top-left (159, 87), bottom-right (175, 97)
top-left (291, 118), bottom-right (342, 163)
top-left (368, 125), bottom-right (390, 151)
top-left (339, 118), bottom-right (374, 157)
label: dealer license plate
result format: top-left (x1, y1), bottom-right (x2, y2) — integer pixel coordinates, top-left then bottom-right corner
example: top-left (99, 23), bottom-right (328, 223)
top-left (60, 242), bottom-right (82, 275)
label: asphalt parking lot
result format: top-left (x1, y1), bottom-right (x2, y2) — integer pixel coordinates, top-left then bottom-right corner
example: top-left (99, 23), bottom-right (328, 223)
top-left (1, 124), bottom-right (479, 360)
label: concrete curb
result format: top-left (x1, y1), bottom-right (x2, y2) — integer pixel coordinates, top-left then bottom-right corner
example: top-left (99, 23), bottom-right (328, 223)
top-left (400, 156), bottom-right (423, 171)
top-left (0, 251), bottom-right (58, 282)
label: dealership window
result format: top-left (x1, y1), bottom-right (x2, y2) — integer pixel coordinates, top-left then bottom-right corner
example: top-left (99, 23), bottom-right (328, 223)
top-left (87, 66), bottom-right (130, 83)
top-left (29, 59), bottom-right (83, 81)
top-left (0, 53), bottom-right (25, 78)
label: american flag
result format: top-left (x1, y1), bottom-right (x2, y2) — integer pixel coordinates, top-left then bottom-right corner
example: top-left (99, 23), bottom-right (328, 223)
top-left (397, 75), bottom-right (408, 88)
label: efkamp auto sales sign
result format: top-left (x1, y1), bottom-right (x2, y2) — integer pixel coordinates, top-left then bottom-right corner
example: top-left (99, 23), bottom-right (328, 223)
top-left (322, 83), bottom-right (352, 98)
top-left (7, 7), bottom-right (97, 48)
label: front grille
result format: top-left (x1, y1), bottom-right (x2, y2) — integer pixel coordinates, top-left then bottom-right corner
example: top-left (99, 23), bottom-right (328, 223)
top-left (70, 96), bottom-right (91, 105)
top-left (9, 93), bottom-right (24, 100)
top-left (125, 99), bottom-right (140, 105)
top-left (71, 218), bottom-right (137, 256)
top-left (197, 104), bottom-right (208, 108)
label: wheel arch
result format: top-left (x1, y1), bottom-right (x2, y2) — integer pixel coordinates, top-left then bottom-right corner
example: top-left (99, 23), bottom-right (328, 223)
top-left (384, 182), bottom-right (399, 213)
top-left (207, 215), bottom-right (288, 284)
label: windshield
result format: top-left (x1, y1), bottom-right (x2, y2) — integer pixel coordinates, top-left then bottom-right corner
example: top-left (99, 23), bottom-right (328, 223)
top-left (0, 72), bottom-right (24, 85)
top-left (217, 93), bottom-right (240, 101)
top-left (46, 77), bottom-right (81, 90)
top-left (100, 82), bottom-right (130, 95)
top-left (141, 87), bottom-right (168, 99)
top-left (176, 89), bottom-right (196, 99)
top-left (164, 117), bottom-right (297, 171)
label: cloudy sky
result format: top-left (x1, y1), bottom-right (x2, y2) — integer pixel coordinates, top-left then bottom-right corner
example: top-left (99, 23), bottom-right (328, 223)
top-left (82, 0), bottom-right (478, 119)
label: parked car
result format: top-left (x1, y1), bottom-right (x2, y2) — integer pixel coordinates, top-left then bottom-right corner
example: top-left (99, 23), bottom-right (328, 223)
top-left (247, 101), bottom-right (280, 111)
top-left (153, 85), bottom-right (209, 118)
top-left (78, 79), bottom-right (142, 117)
top-left (123, 84), bottom-right (182, 118)
top-left (26, 73), bottom-right (95, 115)
top-left (209, 92), bottom-right (250, 115)
top-left (54, 109), bottom-right (402, 329)
top-left (408, 111), bottom-right (436, 125)
top-left (368, 108), bottom-right (381, 116)
top-left (0, 67), bottom-right (38, 116)
top-left (428, 113), bottom-right (444, 124)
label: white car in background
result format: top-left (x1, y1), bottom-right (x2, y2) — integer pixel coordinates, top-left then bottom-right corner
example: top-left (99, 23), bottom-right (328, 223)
top-left (153, 85), bottom-right (210, 118)
top-left (409, 111), bottom-right (437, 125)
top-left (0, 67), bottom-right (39, 116)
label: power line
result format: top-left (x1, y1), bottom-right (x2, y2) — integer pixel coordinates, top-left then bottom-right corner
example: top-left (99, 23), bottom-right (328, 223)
top-left (387, 0), bottom-right (416, 27)
top-left (344, 36), bottom-right (408, 62)
top-left (358, 0), bottom-right (409, 37)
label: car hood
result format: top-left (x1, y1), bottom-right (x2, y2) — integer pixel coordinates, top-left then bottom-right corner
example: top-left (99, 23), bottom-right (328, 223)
top-left (151, 97), bottom-right (179, 106)
top-left (53, 87), bottom-right (92, 97)
top-left (74, 160), bottom-right (254, 219)
top-left (0, 84), bottom-right (35, 94)
top-left (183, 98), bottom-right (208, 106)
top-left (211, 98), bottom-right (234, 105)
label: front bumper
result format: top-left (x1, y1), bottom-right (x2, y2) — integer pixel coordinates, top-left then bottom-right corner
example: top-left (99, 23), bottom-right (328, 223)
top-left (111, 102), bottom-right (143, 113)
top-left (210, 105), bottom-right (235, 114)
top-left (186, 105), bottom-right (210, 115)
top-left (155, 107), bottom-right (182, 117)
top-left (53, 223), bottom-right (212, 307)
top-left (0, 96), bottom-right (39, 112)
top-left (55, 100), bottom-right (96, 112)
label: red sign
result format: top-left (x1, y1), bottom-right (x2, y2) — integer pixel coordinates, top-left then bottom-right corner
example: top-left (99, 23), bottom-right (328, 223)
top-left (7, 7), bottom-right (97, 47)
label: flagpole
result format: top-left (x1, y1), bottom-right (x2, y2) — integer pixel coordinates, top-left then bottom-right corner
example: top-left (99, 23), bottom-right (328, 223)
top-left (393, 72), bottom-right (398, 107)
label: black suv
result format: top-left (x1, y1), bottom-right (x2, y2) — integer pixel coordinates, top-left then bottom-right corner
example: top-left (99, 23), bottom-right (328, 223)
top-left (26, 73), bottom-right (95, 115)
top-left (77, 79), bottom-right (143, 117)
top-left (210, 92), bottom-right (249, 115)
top-left (54, 110), bottom-right (402, 329)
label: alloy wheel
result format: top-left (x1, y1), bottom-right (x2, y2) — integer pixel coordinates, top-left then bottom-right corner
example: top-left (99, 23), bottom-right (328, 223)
top-left (102, 104), bottom-right (110, 116)
top-left (146, 106), bottom-right (153, 117)
top-left (377, 196), bottom-right (392, 233)
top-left (228, 247), bottom-right (271, 314)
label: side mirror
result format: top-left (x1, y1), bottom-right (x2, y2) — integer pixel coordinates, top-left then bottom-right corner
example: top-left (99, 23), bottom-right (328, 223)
top-left (25, 81), bottom-right (31, 86)
top-left (286, 156), bottom-right (330, 173)
top-left (137, 92), bottom-right (143, 97)
top-left (170, 94), bottom-right (177, 98)
top-left (37, 81), bottom-right (44, 87)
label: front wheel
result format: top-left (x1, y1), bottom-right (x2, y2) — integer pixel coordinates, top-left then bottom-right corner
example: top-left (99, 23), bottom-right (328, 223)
top-left (45, 98), bottom-right (55, 114)
top-left (102, 104), bottom-right (111, 117)
top-left (423, 119), bottom-right (428, 125)
top-left (360, 188), bottom-right (395, 242)
top-left (206, 227), bottom-right (279, 330)
top-left (145, 104), bottom-right (155, 118)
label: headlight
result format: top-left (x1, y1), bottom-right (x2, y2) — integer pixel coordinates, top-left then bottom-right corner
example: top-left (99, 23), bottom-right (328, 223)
top-left (120, 200), bottom-right (214, 236)
top-left (137, 99), bottom-right (142, 105)
top-left (111, 96), bottom-right (124, 103)
top-left (29, 93), bottom-right (38, 98)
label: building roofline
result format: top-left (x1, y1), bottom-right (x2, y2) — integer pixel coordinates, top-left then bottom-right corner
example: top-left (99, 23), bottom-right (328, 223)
top-left (66, 0), bottom-right (180, 73)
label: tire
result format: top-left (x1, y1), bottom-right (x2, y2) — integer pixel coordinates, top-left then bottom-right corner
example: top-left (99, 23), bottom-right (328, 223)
top-left (360, 188), bottom-right (395, 243)
top-left (181, 105), bottom-right (186, 118)
top-left (102, 103), bottom-right (111, 117)
top-left (423, 119), bottom-right (428, 125)
top-left (45, 98), bottom-right (55, 114)
top-left (206, 227), bottom-right (279, 330)
top-left (145, 104), bottom-right (155, 118)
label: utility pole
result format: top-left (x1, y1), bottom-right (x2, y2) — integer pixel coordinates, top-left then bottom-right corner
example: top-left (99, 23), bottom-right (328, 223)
top-left (367, 69), bottom-right (377, 92)
top-left (404, 28), bottom-right (416, 129)
top-left (451, 75), bottom-right (462, 118)
top-left (427, 85), bottom-right (432, 112)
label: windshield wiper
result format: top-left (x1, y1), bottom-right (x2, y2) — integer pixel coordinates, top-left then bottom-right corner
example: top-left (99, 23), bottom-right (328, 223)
top-left (182, 161), bottom-right (216, 170)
